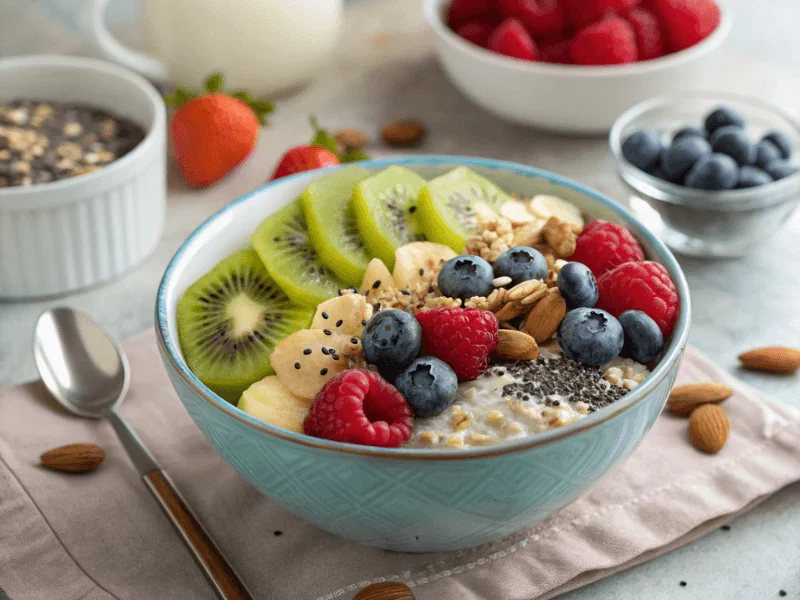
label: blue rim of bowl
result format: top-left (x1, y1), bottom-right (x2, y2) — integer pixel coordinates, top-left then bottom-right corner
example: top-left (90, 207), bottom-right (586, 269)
top-left (156, 156), bottom-right (691, 460)
top-left (609, 90), bottom-right (800, 210)
top-left (422, 0), bottom-right (732, 77)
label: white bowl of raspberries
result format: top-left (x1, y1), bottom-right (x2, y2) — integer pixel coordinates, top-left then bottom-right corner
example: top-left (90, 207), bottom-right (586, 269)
top-left (423, 0), bottom-right (731, 133)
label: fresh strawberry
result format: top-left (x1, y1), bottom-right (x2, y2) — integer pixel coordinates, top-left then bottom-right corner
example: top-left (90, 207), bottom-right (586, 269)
top-left (488, 18), bottom-right (541, 60)
top-left (271, 146), bottom-right (340, 181)
top-left (653, 0), bottom-right (720, 52)
top-left (564, 0), bottom-right (640, 28)
top-left (569, 220), bottom-right (646, 276)
top-left (596, 261), bottom-right (680, 336)
top-left (455, 19), bottom-right (495, 47)
top-left (539, 36), bottom-right (572, 63)
top-left (498, 0), bottom-right (567, 37)
top-left (627, 8), bottom-right (666, 60)
top-left (569, 16), bottom-right (638, 65)
top-left (416, 307), bottom-right (499, 380)
top-left (167, 74), bottom-right (273, 187)
top-left (449, 0), bottom-right (496, 25)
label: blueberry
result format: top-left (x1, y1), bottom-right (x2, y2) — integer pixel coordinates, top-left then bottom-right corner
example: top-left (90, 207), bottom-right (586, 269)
top-left (704, 106), bottom-right (746, 135)
top-left (557, 308), bottom-right (624, 367)
top-left (736, 166), bottom-right (773, 189)
top-left (557, 262), bottom-right (598, 309)
top-left (710, 126), bottom-right (756, 166)
top-left (362, 310), bottom-right (421, 379)
top-left (394, 357), bottom-right (458, 417)
top-left (618, 310), bottom-right (664, 364)
top-left (672, 127), bottom-right (706, 144)
top-left (755, 140), bottom-right (782, 169)
top-left (765, 160), bottom-right (799, 181)
top-left (438, 255), bottom-right (494, 300)
top-left (622, 130), bottom-right (664, 172)
top-left (684, 153), bottom-right (739, 190)
top-left (493, 246), bottom-right (548, 286)
top-left (661, 136), bottom-right (712, 182)
top-left (762, 130), bottom-right (792, 159)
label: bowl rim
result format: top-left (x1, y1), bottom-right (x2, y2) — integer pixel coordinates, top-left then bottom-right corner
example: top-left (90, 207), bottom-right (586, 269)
top-left (155, 156), bottom-right (692, 461)
top-left (0, 54), bottom-right (165, 205)
top-left (609, 90), bottom-right (800, 209)
top-left (422, 0), bottom-right (732, 78)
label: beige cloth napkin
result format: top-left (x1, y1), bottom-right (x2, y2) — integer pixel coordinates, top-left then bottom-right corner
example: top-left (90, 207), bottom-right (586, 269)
top-left (1, 331), bottom-right (799, 600)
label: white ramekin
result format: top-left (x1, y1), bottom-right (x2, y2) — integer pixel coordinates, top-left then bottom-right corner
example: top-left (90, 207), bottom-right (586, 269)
top-left (0, 55), bottom-right (166, 299)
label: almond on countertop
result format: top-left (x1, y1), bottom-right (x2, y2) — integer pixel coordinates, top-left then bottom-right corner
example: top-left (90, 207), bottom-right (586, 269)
top-left (334, 128), bottom-right (368, 151)
top-left (40, 443), bottom-right (105, 474)
top-left (667, 382), bottom-right (733, 417)
top-left (688, 404), bottom-right (730, 454)
top-left (738, 347), bottom-right (800, 374)
top-left (495, 329), bottom-right (539, 361)
top-left (382, 120), bottom-right (426, 147)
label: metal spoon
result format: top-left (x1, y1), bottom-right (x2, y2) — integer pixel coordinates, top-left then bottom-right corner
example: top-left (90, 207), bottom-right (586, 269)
top-left (33, 307), bottom-right (254, 600)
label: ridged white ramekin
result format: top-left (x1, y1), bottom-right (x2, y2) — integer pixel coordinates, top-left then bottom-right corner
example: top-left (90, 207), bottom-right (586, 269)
top-left (0, 55), bottom-right (166, 299)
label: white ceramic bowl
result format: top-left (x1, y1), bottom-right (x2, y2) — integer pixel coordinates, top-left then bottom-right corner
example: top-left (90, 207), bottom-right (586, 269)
top-left (0, 55), bottom-right (166, 299)
top-left (423, 0), bottom-right (732, 134)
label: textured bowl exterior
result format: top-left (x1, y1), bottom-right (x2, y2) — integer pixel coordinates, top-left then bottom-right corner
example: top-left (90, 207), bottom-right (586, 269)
top-left (0, 56), bottom-right (166, 299)
top-left (156, 157), bottom-right (691, 552)
top-left (423, 0), bottom-right (731, 134)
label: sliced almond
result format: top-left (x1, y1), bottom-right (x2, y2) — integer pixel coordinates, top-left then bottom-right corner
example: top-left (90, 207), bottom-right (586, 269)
top-left (688, 404), bottom-right (730, 454)
top-left (495, 329), bottom-right (539, 361)
top-left (40, 443), bottom-right (105, 474)
top-left (382, 120), bottom-right (426, 147)
top-left (738, 347), bottom-right (800, 374)
top-left (521, 288), bottom-right (566, 343)
top-left (667, 382), bottom-right (733, 417)
top-left (494, 302), bottom-right (524, 322)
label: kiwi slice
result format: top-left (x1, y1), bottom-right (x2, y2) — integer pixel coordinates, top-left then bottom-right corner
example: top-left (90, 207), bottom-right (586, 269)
top-left (252, 200), bottom-right (346, 307)
top-left (417, 167), bottom-right (511, 252)
top-left (301, 165), bottom-right (370, 287)
top-left (177, 249), bottom-right (313, 402)
top-left (352, 166), bottom-right (427, 270)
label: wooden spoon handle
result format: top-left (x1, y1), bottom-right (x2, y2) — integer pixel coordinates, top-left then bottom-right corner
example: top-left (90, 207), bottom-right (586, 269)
top-left (144, 470), bottom-right (254, 600)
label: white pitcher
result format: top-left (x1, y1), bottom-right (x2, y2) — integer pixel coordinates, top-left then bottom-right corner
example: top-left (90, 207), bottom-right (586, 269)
top-left (84, 0), bottom-right (343, 96)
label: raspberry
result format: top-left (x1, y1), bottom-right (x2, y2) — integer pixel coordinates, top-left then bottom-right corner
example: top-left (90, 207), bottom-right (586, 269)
top-left (596, 261), bottom-right (679, 336)
top-left (455, 19), bottom-right (495, 47)
top-left (653, 0), bottom-right (720, 52)
top-left (569, 16), bottom-right (638, 65)
top-left (488, 18), bottom-right (541, 61)
top-left (303, 370), bottom-right (413, 448)
top-left (539, 37), bottom-right (572, 63)
top-left (448, 0), bottom-right (496, 25)
top-left (416, 307), bottom-right (499, 380)
top-left (569, 220), bottom-right (645, 276)
top-left (498, 0), bottom-right (567, 37)
top-left (627, 8), bottom-right (666, 60)
top-left (565, 0), bottom-right (640, 28)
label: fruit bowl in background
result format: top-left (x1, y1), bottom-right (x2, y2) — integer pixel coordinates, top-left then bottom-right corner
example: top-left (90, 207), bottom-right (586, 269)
top-left (156, 157), bottom-right (691, 552)
top-left (610, 92), bottom-right (800, 257)
top-left (423, 0), bottom-right (731, 134)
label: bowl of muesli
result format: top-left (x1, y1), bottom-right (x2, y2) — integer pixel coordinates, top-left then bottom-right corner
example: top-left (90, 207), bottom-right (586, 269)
top-left (156, 156), bottom-right (691, 552)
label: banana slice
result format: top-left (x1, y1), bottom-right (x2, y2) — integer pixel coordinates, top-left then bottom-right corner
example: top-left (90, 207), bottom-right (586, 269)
top-left (499, 199), bottom-right (536, 224)
top-left (360, 258), bottom-right (394, 297)
top-left (312, 294), bottom-right (373, 337)
top-left (529, 195), bottom-right (584, 232)
top-left (238, 376), bottom-right (311, 433)
top-left (270, 329), bottom-right (351, 399)
top-left (393, 242), bottom-right (457, 290)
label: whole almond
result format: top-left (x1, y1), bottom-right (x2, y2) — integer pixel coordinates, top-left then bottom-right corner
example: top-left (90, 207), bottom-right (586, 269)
top-left (521, 288), bottom-right (567, 343)
top-left (382, 120), bottom-right (426, 147)
top-left (688, 404), bottom-right (730, 454)
top-left (334, 128), bottom-right (368, 151)
top-left (667, 382), bottom-right (733, 417)
top-left (40, 443), bottom-right (105, 474)
top-left (495, 329), bottom-right (539, 361)
top-left (354, 582), bottom-right (415, 600)
top-left (738, 347), bottom-right (800, 374)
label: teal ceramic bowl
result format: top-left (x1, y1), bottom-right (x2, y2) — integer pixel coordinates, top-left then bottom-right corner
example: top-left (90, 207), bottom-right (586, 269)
top-left (156, 157), bottom-right (691, 552)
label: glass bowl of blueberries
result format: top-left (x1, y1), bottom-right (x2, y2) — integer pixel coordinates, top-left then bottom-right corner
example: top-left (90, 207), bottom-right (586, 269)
top-left (609, 92), bottom-right (800, 257)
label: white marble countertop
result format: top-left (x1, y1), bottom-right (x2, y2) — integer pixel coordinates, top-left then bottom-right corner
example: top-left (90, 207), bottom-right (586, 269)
top-left (1, 1), bottom-right (799, 598)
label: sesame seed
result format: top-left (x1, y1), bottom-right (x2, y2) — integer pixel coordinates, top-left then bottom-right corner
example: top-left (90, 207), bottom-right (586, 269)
top-left (303, 348), bottom-right (312, 355)
top-left (323, 329), bottom-right (332, 335)
top-left (361, 320), bottom-right (367, 326)
top-left (336, 319), bottom-right (343, 327)
top-left (372, 280), bottom-right (381, 289)
top-left (679, 582), bottom-right (687, 587)
top-left (350, 337), bottom-right (359, 344)
top-left (320, 368), bottom-right (328, 376)
top-left (321, 312), bottom-right (329, 319)
top-left (294, 362), bottom-right (301, 370)
top-left (409, 206), bottom-right (417, 214)
top-left (322, 347), bottom-right (329, 355)
top-left (332, 354), bottom-right (340, 360)
top-left (401, 290), bottom-right (410, 296)
top-left (418, 268), bottom-right (424, 276)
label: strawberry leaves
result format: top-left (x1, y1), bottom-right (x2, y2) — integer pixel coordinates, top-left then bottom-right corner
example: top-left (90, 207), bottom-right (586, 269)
top-left (164, 73), bottom-right (275, 125)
